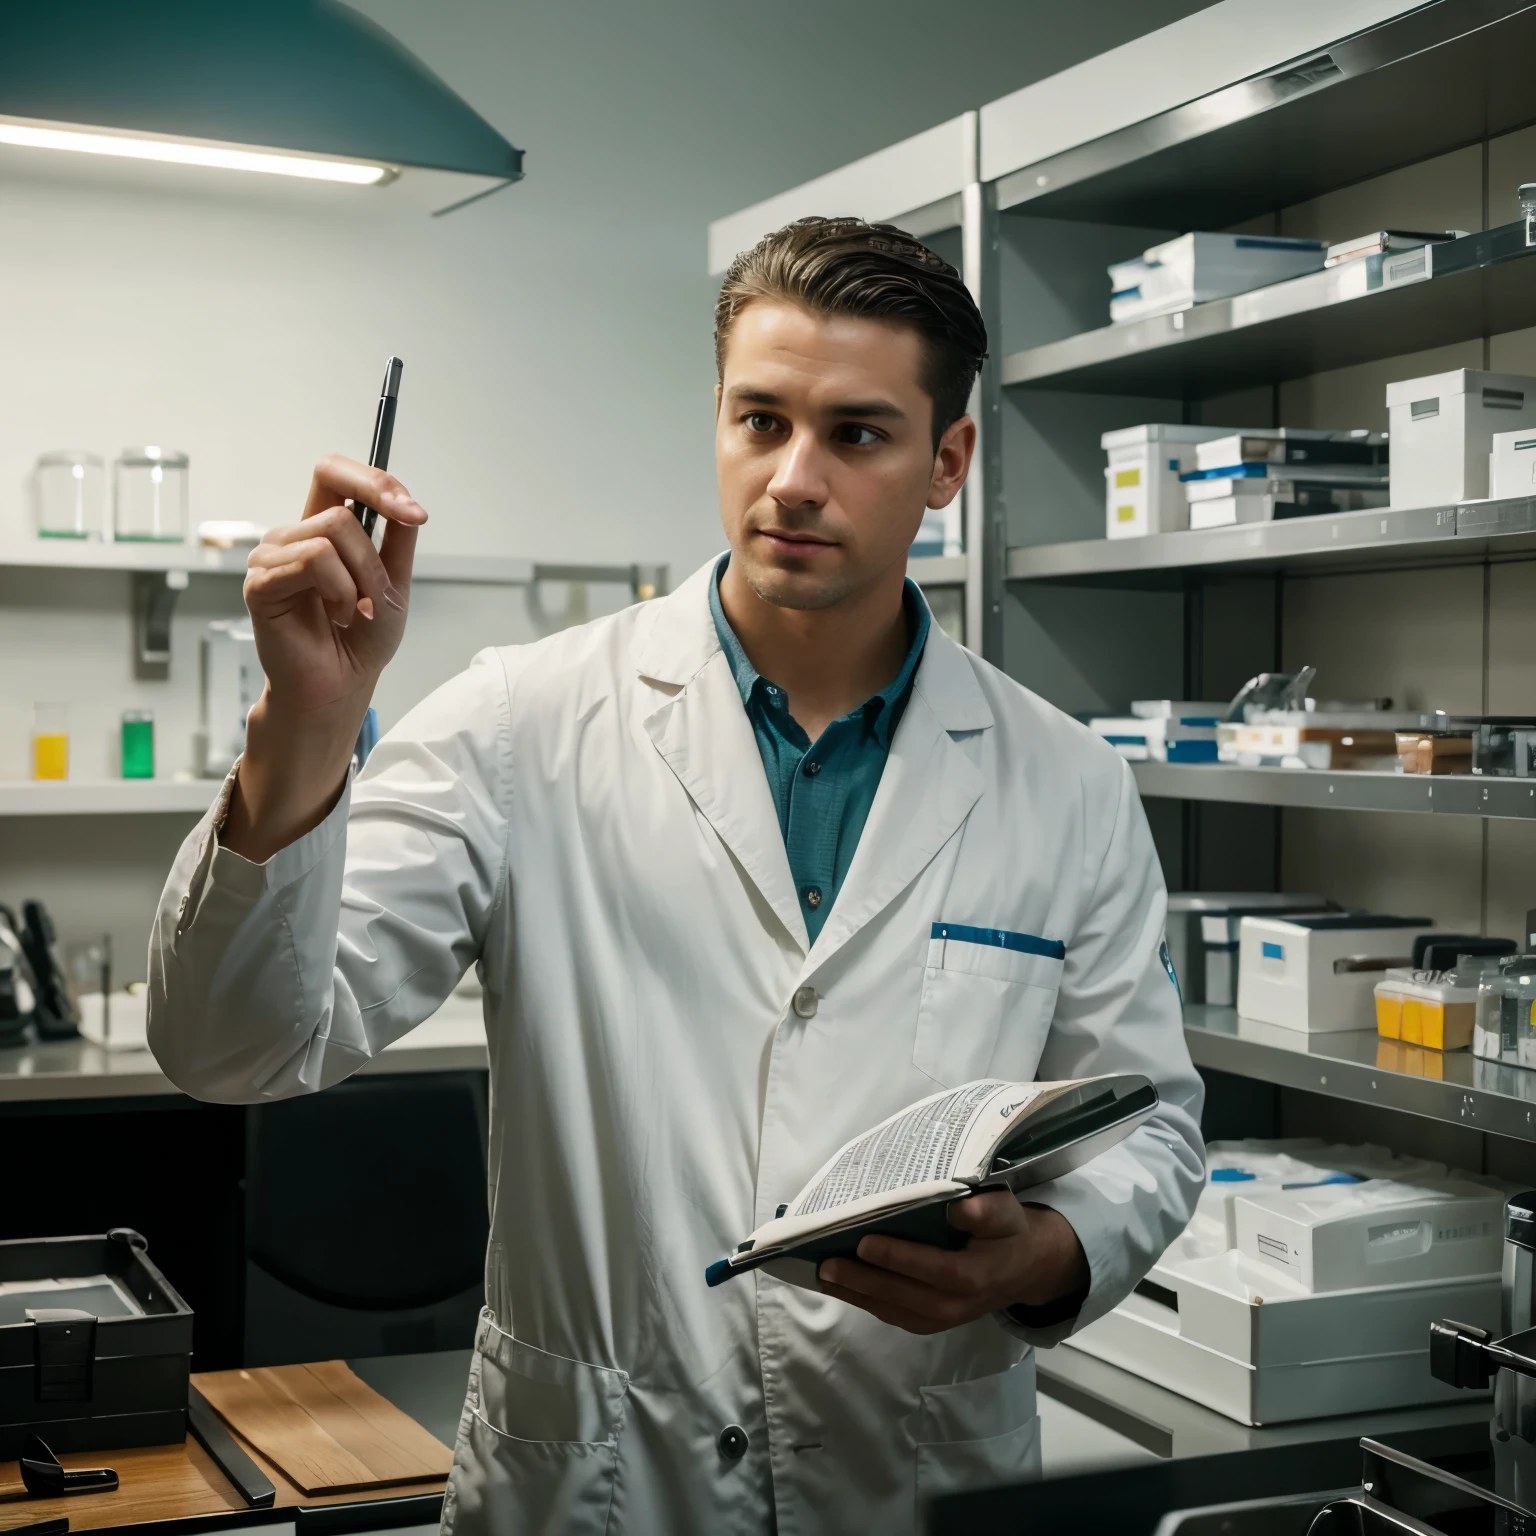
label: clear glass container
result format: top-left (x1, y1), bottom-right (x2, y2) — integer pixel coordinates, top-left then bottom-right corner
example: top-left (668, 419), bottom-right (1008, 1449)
top-left (113, 446), bottom-right (188, 543)
top-left (1513, 961), bottom-right (1536, 1069)
top-left (33, 450), bottom-right (104, 540)
top-left (31, 703), bottom-right (68, 781)
top-left (121, 710), bottom-right (154, 780)
top-left (1522, 183), bottom-right (1536, 249)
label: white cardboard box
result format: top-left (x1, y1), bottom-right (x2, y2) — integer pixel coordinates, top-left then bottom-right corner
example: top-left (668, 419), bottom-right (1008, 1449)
top-left (1066, 1251), bottom-right (1497, 1425)
top-left (1236, 915), bottom-right (1435, 1033)
top-left (1387, 369), bottom-right (1536, 508)
top-left (1490, 426), bottom-right (1536, 500)
top-left (1233, 1178), bottom-right (1506, 1292)
top-left (1101, 423), bottom-right (1228, 539)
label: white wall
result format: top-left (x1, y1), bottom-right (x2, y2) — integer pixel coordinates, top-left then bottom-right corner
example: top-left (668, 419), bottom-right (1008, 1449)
top-left (0, 0), bottom-right (1206, 977)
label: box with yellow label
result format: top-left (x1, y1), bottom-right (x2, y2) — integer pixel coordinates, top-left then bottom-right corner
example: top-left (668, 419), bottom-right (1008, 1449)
top-left (1102, 424), bottom-right (1229, 540)
top-left (1375, 970), bottom-right (1478, 1052)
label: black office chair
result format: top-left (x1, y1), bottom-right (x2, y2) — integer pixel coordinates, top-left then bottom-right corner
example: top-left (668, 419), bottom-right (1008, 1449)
top-left (243, 1070), bottom-right (489, 1365)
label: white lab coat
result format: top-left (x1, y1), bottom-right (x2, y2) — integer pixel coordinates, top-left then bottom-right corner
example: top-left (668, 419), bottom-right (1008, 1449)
top-left (148, 558), bottom-right (1203, 1536)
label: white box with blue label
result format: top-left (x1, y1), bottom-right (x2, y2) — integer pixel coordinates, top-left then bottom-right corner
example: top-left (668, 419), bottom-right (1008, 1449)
top-left (1102, 424), bottom-right (1228, 539)
top-left (1236, 914), bottom-right (1435, 1033)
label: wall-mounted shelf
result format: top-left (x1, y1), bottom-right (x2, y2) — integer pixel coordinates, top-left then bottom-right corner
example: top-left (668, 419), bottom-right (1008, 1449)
top-left (1133, 761), bottom-right (1536, 819)
top-left (1185, 1005), bottom-right (1536, 1144)
top-left (907, 554), bottom-right (968, 586)
top-left (1000, 235), bottom-right (1536, 398)
top-left (986, 0), bottom-right (1536, 230)
top-left (0, 780), bottom-right (217, 817)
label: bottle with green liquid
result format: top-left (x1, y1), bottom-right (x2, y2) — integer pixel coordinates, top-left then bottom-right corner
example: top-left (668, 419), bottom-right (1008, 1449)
top-left (121, 710), bottom-right (154, 780)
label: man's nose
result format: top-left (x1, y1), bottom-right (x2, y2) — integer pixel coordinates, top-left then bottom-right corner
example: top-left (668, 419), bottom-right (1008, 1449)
top-left (765, 429), bottom-right (829, 510)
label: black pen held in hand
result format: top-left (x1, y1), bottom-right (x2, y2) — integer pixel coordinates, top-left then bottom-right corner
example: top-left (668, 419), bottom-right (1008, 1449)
top-left (353, 356), bottom-right (404, 538)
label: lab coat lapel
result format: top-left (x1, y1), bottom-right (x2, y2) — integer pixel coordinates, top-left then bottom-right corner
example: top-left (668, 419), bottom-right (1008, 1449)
top-left (635, 562), bottom-right (810, 953)
top-left (804, 628), bottom-right (992, 972)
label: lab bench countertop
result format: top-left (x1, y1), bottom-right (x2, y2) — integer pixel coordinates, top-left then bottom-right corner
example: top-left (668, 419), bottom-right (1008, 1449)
top-left (0, 1351), bottom-right (471, 1536)
top-left (0, 997), bottom-right (489, 1105)
top-left (0, 1346), bottom-right (1492, 1535)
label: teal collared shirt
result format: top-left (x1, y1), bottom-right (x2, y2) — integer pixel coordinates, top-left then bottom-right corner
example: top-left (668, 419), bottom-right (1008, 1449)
top-left (710, 556), bottom-right (930, 942)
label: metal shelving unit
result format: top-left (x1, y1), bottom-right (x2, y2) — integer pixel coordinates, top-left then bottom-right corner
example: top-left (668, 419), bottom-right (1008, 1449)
top-left (999, 239), bottom-right (1536, 398)
top-left (982, 0), bottom-right (1536, 230)
top-left (1007, 503), bottom-right (1460, 585)
top-left (1133, 761), bottom-right (1536, 819)
top-left (1185, 1005), bottom-right (1536, 1142)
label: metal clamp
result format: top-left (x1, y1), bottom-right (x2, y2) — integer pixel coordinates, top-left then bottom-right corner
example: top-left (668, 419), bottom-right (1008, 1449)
top-left (132, 568), bottom-right (190, 676)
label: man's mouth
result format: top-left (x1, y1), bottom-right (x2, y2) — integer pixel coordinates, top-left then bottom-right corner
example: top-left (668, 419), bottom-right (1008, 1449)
top-left (757, 527), bottom-right (837, 553)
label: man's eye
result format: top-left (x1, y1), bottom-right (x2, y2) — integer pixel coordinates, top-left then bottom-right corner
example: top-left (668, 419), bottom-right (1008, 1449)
top-left (744, 413), bottom-right (778, 433)
top-left (836, 424), bottom-right (882, 447)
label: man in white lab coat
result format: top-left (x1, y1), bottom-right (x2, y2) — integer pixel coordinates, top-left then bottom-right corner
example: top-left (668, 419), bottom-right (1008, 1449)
top-left (149, 216), bottom-right (1203, 1535)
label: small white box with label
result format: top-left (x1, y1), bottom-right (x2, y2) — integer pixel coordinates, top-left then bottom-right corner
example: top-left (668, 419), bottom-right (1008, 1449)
top-left (1233, 1177), bottom-right (1505, 1293)
top-left (1490, 427), bottom-right (1536, 500)
top-left (1386, 368), bottom-right (1536, 508)
top-left (1237, 914), bottom-right (1435, 1033)
top-left (1102, 424), bottom-right (1228, 539)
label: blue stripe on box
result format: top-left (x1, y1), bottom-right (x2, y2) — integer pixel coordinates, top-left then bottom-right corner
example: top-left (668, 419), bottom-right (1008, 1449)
top-left (1262, 941), bottom-right (1284, 960)
top-left (932, 923), bottom-right (1065, 960)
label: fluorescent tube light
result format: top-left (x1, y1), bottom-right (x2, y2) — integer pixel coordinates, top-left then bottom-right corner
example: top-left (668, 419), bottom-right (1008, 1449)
top-left (0, 116), bottom-right (396, 185)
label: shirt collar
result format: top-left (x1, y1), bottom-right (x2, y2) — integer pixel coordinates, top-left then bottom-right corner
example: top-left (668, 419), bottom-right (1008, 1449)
top-left (708, 554), bottom-right (930, 744)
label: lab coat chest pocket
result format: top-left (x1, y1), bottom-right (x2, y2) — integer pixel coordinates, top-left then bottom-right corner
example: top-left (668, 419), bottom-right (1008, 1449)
top-left (444, 1310), bottom-right (629, 1536)
top-left (911, 1363), bottom-right (1040, 1501)
top-left (913, 934), bottom-right (1063, 1088)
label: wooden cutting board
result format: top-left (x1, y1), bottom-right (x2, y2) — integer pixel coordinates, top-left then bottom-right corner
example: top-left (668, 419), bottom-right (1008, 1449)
top-left (195, 1360), bottom-right (455, 1495)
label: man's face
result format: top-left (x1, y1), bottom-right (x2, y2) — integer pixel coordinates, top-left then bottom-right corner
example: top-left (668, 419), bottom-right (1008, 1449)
top-left (715, 300), bottom-right (972, 611)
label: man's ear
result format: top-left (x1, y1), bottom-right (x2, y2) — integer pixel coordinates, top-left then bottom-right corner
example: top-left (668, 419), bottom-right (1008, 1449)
top-left (928, 415), bottom-right (977, 508)
top-left (714, 381), bottom-right (723, 420)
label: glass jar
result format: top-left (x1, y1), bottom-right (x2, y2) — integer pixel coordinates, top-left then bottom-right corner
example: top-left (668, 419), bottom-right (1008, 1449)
top-left (1514, 962), bottom-right (1536, 1069)
top-left (1522, 183), bottom-right (1536, 249)
top-left (33, 450), bottom-right (104, 540)
top-left (113, 446), bottom-right (188, 543)
top-left (31, 703), bottom-right (68, 782)
top-left (121, 710), bottom-right (154, 780)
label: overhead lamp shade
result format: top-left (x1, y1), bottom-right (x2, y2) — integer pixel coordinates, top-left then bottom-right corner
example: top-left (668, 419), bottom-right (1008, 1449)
top-left (0, 0), bottom-right (523, 184)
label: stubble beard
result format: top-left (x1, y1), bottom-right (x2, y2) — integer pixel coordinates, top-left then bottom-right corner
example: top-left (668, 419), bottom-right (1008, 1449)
top-left (738, 550), bottom-right (860, 612)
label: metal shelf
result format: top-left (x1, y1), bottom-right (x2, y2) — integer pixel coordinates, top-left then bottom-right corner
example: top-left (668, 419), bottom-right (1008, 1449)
top-left (988, 0), bottom-right (1536, 230)
top-left (999, 236), bottom-right (1536, 398)
top-left (0, 780), bottom-right (216, 817)
top-left (1007, 503), bottom-right (1464, 586)
top-left (907, 554), bottom-right (968, 587)
top-left (1185, 1005), bottom-right (1536, 1142)
top-left (1133, 760), bottom-right (1536, 819)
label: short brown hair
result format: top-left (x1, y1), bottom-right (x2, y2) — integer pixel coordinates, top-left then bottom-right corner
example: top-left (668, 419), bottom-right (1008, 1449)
top-left (714, 216), bottom-right (988, 450)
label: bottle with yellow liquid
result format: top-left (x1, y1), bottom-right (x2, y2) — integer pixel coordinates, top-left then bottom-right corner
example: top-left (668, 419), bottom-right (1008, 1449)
top-left (32, 703), bottom-right (68, 781)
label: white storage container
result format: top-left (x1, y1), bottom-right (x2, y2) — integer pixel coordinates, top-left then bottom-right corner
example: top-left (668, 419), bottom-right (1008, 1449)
top-left (1237, 914), bottom-right (1435, 1033)
top-left (1489, 426), bottom-right (1536, 500)
top-left (1101, 423), bottom-right (1227, 539)
top-left (1233, 1178), bottom-right (1505, 1292)
top-left (1386, 369), bottom-right (1536, 508)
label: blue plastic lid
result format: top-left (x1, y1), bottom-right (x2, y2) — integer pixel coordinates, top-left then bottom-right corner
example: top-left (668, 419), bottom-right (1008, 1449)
top-left (1210, 1168), bottom-right (1256, 1182)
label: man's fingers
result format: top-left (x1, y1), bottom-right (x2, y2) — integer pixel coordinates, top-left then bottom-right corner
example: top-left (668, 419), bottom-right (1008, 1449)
top-left (854, 1234), bottom-right (982, 1295)
top-left (245, 538), bottom-right (359, 626)
top-left (947, 1191), bottom-right (1025, 1240)
top-left (818, 1257), bottom-right (973, 1324)
top-left (817, 1281), bottom-right (946, 1335)
top-left (302, 453), bottom-right (428, 528)
top-left (256, 507), bottom-right (393, 604)
top-left (377, 515), bottom-right (418, 600)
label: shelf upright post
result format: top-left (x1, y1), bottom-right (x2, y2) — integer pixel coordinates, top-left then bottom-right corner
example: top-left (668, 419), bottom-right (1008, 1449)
top-left (960, 111), bottom-right (1004, 664)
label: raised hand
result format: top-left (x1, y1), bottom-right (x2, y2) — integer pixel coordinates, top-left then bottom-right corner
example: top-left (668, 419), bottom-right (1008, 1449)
top-left (221, 455), bottom-right (427, 863)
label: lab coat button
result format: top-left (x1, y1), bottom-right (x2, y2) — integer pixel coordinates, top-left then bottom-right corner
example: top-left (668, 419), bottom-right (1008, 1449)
top-left (804, 887), bottom-right (822, 909)
top-left (792, 986), bottom-right (818, 1019)
top-left (717, 1425), bottom-right (749, 1460)
top-left (804, 759), bottom-right (822, 776)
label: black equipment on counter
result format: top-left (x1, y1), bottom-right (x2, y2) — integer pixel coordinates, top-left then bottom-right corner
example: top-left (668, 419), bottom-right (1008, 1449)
top-left (0, 1229), bottom-right (192, 1458)
top-left (19, 1436), bottom-right (117, 1496)
top-left (0, 908), bottom-right (36, 1045)
top-left (19, 902), bottom-right (79, 1041)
